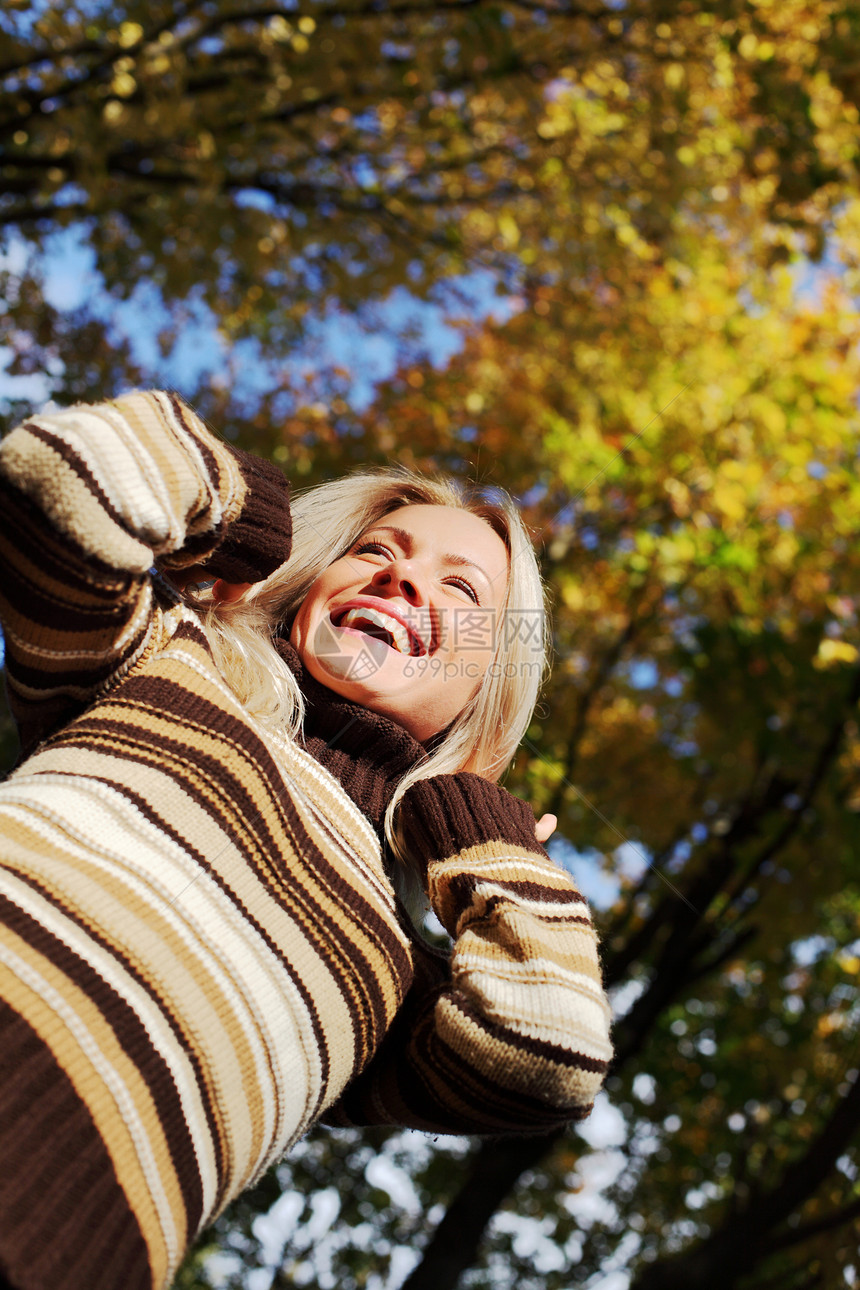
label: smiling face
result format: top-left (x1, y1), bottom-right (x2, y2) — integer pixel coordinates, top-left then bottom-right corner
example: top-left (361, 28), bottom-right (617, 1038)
top-left (289, 503), bottom-right (510, 741)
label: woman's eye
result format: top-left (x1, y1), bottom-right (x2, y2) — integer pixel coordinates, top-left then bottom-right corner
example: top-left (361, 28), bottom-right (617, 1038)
top-left (445, 576), bottom-right (480, 604)
top-left (354, 540), bottom-right (394, 558)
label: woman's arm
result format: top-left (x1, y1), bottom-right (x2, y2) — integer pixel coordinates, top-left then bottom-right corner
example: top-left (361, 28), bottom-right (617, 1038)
top-left (325, 773), bottom-right (613, 1135)
top-left (0, 390), bottom-right (290, 754)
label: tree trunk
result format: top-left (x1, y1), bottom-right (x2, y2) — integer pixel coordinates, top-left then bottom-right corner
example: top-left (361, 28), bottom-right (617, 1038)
top-left (399, 1130), bottom-right (562, 1290)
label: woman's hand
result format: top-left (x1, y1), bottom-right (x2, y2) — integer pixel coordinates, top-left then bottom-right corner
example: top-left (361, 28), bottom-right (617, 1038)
top-left (535, 813), bottom-right (557, 844)
top-left (212, 579), bottom-right (252, 603)
top-left (162, 568), bottom-right (252, 602)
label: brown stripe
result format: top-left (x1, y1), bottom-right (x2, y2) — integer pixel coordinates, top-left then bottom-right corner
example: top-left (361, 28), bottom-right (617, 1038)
top-left (470, 878), bottom-right (590, 905)
top-left (111, 394), bottom-right (231, 542)
top-left (0, 477), bottom-right (123, 594)
top-left (66, 675), bottom-right (413, 998)
top-left (67, 706), bottom-right (409, 1100)
top-left (3, 630), bottom-right (147, 694)
top-left (405, 1028), bottom-right (590, 1131)
top-left (1, 880), bottom-right (206, 1236)
top-left (122, 721), bottom-right (398, 1083)
top-left (0, 898), bottom-right (182, 1281)
top-left (19, 423), bottom-right (136, 566)
top-left (457, 894), bottom-right (592, 935)
top-left (2, 804), bottom-right (265, 1200)
top-left (18, 728), bottom-right (335, 1117)
top-left (0, 997), bottom-right (151, 1290)
top-left (171, 617), bottom-right (213, 646)
top-left (0, 569), bottom-right (144, 639)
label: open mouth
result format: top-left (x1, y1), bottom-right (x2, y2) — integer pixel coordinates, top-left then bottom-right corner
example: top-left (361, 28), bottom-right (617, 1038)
top-left (332, 605), bottom-right (425, 655)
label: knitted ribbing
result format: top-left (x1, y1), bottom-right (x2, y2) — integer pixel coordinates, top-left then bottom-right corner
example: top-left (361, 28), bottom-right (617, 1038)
top-left (200, 441), bottom-right (291, 585)
top-left (398, 772), bottom-right (544, 873)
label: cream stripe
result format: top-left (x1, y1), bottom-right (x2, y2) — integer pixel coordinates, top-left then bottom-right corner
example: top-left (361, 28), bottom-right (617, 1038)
top-left (433, 851), bottom-right (589, 889)
top-left (0, 788), bottom-right (309, 1186)
top-left (435, 997), bottom-right (606, 1098)
top-left (0, 937), bottom-right (180, 1286)
top-left (0, 865), bottom-right (220, 1218)
top-left (146, 391), bottom-right (245, 524)
top-left (109, 394), bottom-right (245, 540)
top-left (468, 889), bottom-right (592, 920)
top-left (454, 950), bottom-right (611, 993)
top-left (3, 591), bottom-right (155, 665)
top-left (0, 770), bottom-right (331, 1190)
top-left (451, 963), bottom-right (613, 1053)
top-left (58, 404), bottom-right (206, 551)
top-left (3, 610), bottom-right (153, 664)
top-left (143, 643), bottom-right (402, 914)
top-left (155, 642), bottom-right (377, 852)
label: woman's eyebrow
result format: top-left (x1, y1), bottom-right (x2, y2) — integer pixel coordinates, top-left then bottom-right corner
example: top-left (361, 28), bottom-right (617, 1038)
top-left (443, 551), bottom-right (493, 585)
top-left (370, 525), bottom-right (493, 585)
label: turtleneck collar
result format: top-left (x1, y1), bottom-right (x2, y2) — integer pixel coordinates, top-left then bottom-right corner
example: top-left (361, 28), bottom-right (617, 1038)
top-left (274, 637), bottom-right (427, 832)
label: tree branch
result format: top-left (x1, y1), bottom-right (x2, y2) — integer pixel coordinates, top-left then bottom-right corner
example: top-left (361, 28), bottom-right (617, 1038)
top-left (397, 1130), bottom-right (563, 1290)
top-left (629, 1074), bottom-right (860, 1290)
top-left (765, 1193), bottom-right (860, 1256)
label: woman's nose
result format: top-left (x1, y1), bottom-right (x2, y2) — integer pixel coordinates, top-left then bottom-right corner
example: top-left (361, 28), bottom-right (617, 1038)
top-left (369, 561), bottom-right (424, 604)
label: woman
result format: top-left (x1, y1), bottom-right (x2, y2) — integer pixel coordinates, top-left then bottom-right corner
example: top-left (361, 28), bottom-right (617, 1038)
top-left (0, 390), bottom-right (612, 1290)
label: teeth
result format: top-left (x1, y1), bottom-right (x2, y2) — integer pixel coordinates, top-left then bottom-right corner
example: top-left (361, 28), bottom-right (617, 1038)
top-left (339, 606), bottom-right (414, 654)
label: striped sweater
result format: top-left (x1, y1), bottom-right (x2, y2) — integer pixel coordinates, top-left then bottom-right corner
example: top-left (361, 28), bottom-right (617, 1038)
top-left (0, 391), bottom-right (612, 1290)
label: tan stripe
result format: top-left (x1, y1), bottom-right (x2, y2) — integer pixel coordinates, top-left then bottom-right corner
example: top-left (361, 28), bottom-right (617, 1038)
top-left (2, 864), bottom-right (219, 1222)
top-left (112, 393), bottom-right (246, 537)
top-left (451, 958), bottom-right (612, 1056)
top-left (0, 921), bottom-right (182, 1287)
top-left (429, 841), bottom-right (589, 928)
top-left (459, 909), bottom-right (602, 977)
top-left (435, 997), bottom-right (606, 1106)
top-left (0, 809), bottom-right (264, 1184)
top-left (0, 420), bottom-right (155, 571)
top-left (1, 594), bottom-right (154, 673)
top-left (0, 761), bottom-right (338, 1190)
top-left (71, 673), bottom-right (409, 1027)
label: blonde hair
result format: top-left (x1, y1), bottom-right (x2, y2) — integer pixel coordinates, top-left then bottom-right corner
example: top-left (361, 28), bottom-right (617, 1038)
top-left (198, 467), bottom-right (549, 865)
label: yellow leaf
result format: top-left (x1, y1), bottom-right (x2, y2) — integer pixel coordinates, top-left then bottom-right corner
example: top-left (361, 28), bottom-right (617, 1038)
top-left (498, 214), bottom-right (520, 247)
top-left (562, 583), bottom-right (585, 610)
top-left (712, 481), bottom-right (746, 522)
top-left (815, 639), bottom-right (859, 668)
top-left (118, 21), bottom-right (143, 48)
top-left (111, 72), bottom-right (136, 98)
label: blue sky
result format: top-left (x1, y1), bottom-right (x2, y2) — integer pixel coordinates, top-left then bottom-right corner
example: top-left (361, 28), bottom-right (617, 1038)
top-left (0, 226), bottom-right (518, 413)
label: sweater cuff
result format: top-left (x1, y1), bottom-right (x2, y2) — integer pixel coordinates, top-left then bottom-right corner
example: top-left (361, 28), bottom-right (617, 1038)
top-left (397, 773), bottom-right (541, 874)
top-left (212, 444), bottom-right (291, 583)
